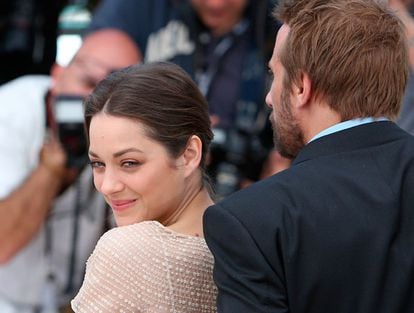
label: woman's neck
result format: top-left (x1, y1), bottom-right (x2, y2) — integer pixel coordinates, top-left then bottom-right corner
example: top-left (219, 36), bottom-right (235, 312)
top-left (165, 186), bottom-right (214, 237)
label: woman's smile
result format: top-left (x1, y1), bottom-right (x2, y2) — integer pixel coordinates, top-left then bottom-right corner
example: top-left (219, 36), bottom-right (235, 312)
top-left (109, 199), bottom-right (137, 212)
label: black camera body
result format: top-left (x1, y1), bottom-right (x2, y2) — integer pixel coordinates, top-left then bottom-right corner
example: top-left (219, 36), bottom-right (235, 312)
top-left (210, 126), bottom-right (269, 197)
top-left (54, 95), bottom-right (88, 170)
top-left (208, 99), bottom-right (271, 197)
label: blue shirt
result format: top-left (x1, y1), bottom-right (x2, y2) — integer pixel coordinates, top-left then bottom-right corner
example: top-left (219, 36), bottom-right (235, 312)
top-left (309, 117), bottom-right (388, 143)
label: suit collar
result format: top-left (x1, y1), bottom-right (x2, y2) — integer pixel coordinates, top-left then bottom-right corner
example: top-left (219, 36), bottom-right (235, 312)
top-left (292, 121), bottom-right (407, 165)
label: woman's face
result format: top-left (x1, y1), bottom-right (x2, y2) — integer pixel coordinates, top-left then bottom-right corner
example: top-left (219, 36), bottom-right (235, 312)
top-left (88, 112), bottom-right (187, 226)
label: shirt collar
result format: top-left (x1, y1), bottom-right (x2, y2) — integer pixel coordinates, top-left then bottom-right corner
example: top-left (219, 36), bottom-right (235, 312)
top-left (309, 117), bottom-right (389, 143)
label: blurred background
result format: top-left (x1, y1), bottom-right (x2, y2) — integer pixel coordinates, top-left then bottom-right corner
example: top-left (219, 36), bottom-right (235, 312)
top-left (0, 0), bottom-right (100, 85)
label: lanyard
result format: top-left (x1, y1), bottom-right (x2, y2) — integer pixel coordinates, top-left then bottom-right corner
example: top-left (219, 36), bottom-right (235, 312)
top-left (42, 177), bottom-right (83, 312)
top-left (195, 19), bottom-right (250, 97)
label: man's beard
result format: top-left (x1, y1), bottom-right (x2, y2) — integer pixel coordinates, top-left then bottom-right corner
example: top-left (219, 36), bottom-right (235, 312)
top-left (271, 89), bottom-right (304, 159)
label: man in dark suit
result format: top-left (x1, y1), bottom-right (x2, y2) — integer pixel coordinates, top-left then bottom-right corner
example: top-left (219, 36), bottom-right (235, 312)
top-left (203, 0), bottom-right (414, 312)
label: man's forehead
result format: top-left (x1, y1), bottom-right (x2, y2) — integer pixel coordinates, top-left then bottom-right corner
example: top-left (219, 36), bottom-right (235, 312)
top-left (270, 24), bottom-right (290, 66)
top-left (72, 54), bottom-right (118, 74)
top-left (276, 24), bottom-right (290, 51)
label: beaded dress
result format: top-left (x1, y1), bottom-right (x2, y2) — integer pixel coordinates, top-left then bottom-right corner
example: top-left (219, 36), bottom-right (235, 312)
top-left (71, 221), bottom-right (217, 312)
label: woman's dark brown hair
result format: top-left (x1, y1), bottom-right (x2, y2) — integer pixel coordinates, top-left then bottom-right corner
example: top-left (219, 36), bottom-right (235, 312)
top-left (84, 61), bottom-right (213, 175)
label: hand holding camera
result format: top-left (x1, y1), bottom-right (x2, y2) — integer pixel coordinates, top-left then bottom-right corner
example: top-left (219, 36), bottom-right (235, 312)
top-left (40, 133), bottom-right (67, 179)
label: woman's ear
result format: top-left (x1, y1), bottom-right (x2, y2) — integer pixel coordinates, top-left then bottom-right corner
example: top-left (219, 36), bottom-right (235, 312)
top-left (181, 135), bottom-right (202, 177)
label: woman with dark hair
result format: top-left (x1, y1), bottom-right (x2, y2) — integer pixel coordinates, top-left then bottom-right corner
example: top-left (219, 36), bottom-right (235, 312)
top-left (71, 62), bottom-right (217, 312)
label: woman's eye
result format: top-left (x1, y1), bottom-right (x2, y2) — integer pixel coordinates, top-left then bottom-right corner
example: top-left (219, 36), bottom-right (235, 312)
top-left (122, 160), bottom-right (140, 168)
top-left (89, 160), bottom-right (104, 169)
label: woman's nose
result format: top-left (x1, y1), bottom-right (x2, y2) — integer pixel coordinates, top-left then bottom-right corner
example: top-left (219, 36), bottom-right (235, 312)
top-left (97, 169), bottom-right (124, 196)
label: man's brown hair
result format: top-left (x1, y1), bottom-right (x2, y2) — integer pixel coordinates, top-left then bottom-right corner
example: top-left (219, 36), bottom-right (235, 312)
top-left (274, 0), bottom-right (408, 120)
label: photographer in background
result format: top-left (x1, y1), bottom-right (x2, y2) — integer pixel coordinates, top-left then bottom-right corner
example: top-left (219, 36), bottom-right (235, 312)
top-left (0, 29), bottom-right (140, 313)
top-left (88, 0), bottom-right (289, 198)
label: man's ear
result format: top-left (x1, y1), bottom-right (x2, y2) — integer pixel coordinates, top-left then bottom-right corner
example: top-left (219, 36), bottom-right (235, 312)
top-left (50, 63), bottom-right (65, 81)
top-left (50, 63), bottom-right (65, 94)
top-left (181, 135), bottom-right (202, 177)
top-left (293, 72), bottom-right (312, 108)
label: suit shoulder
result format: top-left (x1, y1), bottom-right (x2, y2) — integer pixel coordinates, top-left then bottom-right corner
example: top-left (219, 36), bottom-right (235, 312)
top-left (211, 169), bottom-right (300, 222)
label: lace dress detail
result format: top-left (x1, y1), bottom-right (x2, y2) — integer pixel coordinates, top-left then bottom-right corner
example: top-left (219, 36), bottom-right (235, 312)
top-left (71, 221), bottom-right (217, 312)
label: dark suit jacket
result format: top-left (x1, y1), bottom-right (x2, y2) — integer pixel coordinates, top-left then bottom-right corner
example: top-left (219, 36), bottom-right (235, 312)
top-left (204, 121), bottom-right (414, 313)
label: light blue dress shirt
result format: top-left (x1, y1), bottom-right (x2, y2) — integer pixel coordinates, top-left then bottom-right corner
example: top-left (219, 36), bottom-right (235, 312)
top-left (309, 117), bottom-right (388, 143)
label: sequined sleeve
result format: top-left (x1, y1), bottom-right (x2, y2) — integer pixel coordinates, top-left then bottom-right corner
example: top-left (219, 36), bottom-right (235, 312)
top-left (71, 221), bottom-right (217, 313)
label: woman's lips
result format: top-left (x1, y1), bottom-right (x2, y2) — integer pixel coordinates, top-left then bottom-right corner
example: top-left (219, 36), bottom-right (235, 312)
top-left (110, 199), bottom-right (136, 212)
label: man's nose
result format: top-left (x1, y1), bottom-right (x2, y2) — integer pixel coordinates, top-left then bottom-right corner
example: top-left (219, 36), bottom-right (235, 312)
top-left (205, 0), bottom-right (226, 9)
top-left (265, 91), bottom-right (273, 108)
